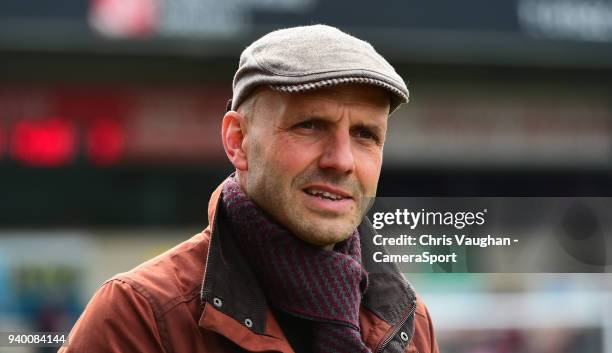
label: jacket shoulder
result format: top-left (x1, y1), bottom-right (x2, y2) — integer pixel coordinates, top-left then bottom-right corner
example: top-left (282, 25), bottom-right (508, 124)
top-left (60, 277), bottom-right (165, 352)
top-left (61, 230), bottom-right (212, 353)
top-left (114, 230), bottom-right (212, 317)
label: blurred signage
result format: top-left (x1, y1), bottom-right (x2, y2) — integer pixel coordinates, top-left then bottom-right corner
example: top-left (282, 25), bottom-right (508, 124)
top-left (89, 0), bottom-right (156, 38)
top-left (1, 0), bottom-right (612, 65)
top-left (0, 85), bottom-right (229, 167)
top-left (0, 83), bottom-right (611, 168)
top-left (123, 90), bottom-right (226, 163)
top-left (87, 0), bottom-right (612, 44)
top-left (86, 118), bottom-right (124, 166)
top-left (518, 0), bottom-right (612, 43)
top-left (11, 118), bottom-right (78, 167)
top-left (88, 0), bottom-right (315, 39)
top-left (385, 89), bottom-right (612, 167)
top-left (155, 0), bottom-right (315, 38)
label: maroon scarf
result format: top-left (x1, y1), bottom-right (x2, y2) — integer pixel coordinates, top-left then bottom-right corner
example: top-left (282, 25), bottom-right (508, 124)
top-left (222, 176), bottom-right (371, 352)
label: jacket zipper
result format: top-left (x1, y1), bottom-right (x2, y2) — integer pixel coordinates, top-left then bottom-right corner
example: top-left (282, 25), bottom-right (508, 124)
top-left (375, 301), bottom-right (417, 353)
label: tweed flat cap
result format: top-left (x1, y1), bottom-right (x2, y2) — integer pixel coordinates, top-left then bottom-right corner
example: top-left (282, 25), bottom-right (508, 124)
top-left (231, 24), bottom-right (409, 114)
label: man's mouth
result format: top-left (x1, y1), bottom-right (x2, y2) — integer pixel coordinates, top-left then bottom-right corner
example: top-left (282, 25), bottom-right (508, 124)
top-left (303, 187), bottom-right (351, 201)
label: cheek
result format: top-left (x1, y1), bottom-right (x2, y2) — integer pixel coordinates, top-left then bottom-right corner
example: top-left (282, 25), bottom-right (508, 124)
top-left (269, 135), bottom-right (320, 172)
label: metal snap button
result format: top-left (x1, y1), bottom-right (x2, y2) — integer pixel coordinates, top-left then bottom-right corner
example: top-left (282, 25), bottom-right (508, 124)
top-left (400, 331), bottom-right (409, 342)
top-left (213, 297), bottom-right (223, 308)
top-left (244, 318), bottom-right (253, 328)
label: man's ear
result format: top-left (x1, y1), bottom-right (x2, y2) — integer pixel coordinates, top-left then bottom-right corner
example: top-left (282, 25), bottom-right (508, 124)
top-left (221, 111), bottom-right (248, 171)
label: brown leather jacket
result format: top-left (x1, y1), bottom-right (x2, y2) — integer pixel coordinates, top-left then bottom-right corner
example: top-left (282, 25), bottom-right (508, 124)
top-left (60, 182), bottom-right (439, 353)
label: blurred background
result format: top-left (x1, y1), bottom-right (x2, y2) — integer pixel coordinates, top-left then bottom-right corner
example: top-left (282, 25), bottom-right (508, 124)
top-left (0, 0), bottom-right (611, 352)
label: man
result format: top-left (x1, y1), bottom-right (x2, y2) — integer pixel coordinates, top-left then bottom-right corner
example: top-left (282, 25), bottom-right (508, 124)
top-left (60, 25), bottom-right (439, 353)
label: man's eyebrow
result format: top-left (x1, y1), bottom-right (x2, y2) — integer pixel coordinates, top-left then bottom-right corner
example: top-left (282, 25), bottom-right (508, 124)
top-left (292, 113), bottom-right (385, 132)
top-left (285, 113), bottom-right (330, 125)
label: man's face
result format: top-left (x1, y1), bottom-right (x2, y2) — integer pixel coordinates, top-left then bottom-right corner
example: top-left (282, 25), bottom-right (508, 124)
top-left (239, 84), bottom-right (390, 247)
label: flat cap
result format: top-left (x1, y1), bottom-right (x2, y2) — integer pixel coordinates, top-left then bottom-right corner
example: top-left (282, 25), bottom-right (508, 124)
top-left (231, 24), bottom-right (409, 114)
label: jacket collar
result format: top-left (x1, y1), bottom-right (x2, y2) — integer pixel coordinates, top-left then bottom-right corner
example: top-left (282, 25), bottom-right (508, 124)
top-left (199, 179), bottom-right (416, 348)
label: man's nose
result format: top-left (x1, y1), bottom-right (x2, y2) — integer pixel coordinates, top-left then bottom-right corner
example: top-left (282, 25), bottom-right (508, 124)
top-left (318, 130), bottom-right (355, 174)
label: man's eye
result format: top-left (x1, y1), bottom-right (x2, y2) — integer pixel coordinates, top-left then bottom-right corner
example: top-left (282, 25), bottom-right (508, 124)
top-left (355, 129), bottom-right (378, 142)
top-left (295, 121), bottom-right (318, 130)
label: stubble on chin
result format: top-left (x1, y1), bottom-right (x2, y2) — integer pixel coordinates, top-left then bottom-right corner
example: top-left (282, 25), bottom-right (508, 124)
top-left (284, 189), bottom-right (367, 247)
top-left (244, 152), bottom-right (368, 247)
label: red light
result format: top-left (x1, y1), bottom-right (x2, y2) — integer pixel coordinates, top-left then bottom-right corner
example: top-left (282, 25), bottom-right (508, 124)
top-left (86, 118), bottom-right (124, 166)
top-left (11, 118), bottom-right (77, 167)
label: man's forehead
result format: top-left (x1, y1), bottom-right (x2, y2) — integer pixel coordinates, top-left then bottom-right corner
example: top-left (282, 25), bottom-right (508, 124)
top-left (282, 84), bottom-right (391, 112)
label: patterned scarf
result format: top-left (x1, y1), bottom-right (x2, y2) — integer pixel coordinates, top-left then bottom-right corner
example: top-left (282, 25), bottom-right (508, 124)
top-left (222, 176), bottom-right (371, 353)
